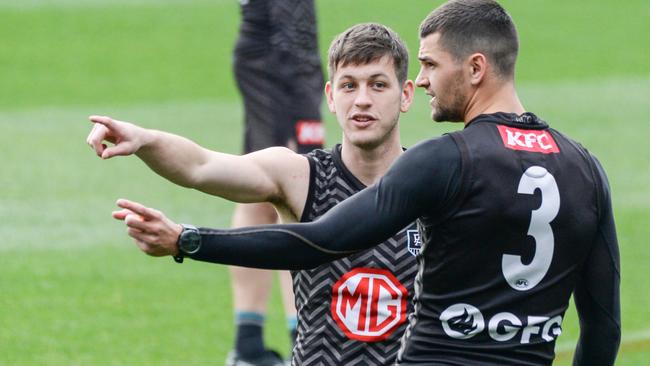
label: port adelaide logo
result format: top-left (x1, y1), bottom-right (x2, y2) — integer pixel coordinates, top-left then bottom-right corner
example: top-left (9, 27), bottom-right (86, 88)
top-left (331, 268), bottom-right (408, 342)
top-left (407, 229), bottom-right (421, 256)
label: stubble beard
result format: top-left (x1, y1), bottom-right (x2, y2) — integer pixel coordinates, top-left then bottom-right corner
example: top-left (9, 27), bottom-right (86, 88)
top-left (350, 119), bottom-right (399, 150)
top-left (432, 72), bottom-right (466, 123)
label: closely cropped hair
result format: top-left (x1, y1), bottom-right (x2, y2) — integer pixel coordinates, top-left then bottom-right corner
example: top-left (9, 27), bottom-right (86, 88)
top-left (420, 0), bottom-right (519, 79)
top-left (328, 23), bottom-right (409, 83)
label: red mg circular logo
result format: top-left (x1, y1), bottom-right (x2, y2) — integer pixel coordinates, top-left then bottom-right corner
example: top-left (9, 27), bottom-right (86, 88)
top-left (331, 268), bottom-right (408, 342)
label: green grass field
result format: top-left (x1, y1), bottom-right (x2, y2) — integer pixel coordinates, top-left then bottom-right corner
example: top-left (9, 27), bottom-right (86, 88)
top-left (1, 1), bottom-right (649, 365)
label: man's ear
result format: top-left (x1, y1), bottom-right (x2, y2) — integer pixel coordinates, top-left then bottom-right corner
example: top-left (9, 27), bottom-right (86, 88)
top-left (468, 53), bottom-right (487, 86)
top-left (400, 80), bottom-right (415, 113)
top-left (325, 81), bottom-right (336, 113)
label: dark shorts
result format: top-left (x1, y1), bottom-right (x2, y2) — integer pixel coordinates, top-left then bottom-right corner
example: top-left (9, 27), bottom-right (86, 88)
top-left (234, 52), bottom-right (324, 154)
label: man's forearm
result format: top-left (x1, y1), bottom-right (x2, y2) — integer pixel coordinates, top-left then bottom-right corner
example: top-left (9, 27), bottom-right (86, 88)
top-left (133, 130), bottom-right (288, 204)
top-left (88, 116), bottom-right (280, 203)
top-left (572, 318), bottom-right (620, 366)
top-left (135, 129), bottom-right (211, 189)
top-left (188, 225), bottom-right (359, 270)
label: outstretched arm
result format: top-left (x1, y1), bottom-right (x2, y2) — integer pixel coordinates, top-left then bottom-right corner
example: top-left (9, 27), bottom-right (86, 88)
top-left (572, 157), bottom-right (621, 365)
top-left (86, 115), bottom-right (308, 204)
top-left (114, 136), bottom-right (462, 269)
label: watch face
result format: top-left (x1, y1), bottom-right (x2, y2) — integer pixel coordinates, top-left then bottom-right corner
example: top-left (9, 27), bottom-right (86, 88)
top-left (180, 229), bottom-right (201, 254)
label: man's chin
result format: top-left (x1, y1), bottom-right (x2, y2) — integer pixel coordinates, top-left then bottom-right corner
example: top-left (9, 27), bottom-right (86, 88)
top-left (432, 110), bottom-right (462, 123)
top-left (348, 135), bottom-right (384, 150)
top-left (431, 106), bottom-right (447, 122)
top-left (432, 111), bottom-right (447, 123)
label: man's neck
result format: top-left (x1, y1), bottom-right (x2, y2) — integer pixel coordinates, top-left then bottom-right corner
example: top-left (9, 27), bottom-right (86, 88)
top-left (340, 135), bottom-right (403, 187)
top-left (463, 81), bottom-right (525, 124)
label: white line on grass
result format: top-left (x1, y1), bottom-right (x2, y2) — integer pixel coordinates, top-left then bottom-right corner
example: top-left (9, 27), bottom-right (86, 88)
top-left (555, 328), bottom-right (650, 353)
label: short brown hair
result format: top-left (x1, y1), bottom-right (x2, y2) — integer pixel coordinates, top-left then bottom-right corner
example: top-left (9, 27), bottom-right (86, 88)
top-left (328, 23), bottom-right (409, 83)
top-left (420, 0), bottom-right (519, 79)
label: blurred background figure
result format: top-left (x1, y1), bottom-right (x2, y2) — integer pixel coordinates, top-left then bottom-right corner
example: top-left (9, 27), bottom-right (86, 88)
top-left (229, 0), bottom-right (324, 365)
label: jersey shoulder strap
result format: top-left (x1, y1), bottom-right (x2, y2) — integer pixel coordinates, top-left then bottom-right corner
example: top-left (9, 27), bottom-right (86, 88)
top-left (300, 148), bottom-right (334, 222)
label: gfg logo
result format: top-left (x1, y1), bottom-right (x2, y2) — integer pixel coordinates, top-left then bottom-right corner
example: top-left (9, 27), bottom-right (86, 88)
top-left (331, 268), bottom-right (407, 342)
top-left (440, 303), bottom-right (563, 344)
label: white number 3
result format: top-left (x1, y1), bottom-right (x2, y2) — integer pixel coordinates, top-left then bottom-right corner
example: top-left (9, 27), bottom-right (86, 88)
top-left (502, 166), bottom-right (560, 291)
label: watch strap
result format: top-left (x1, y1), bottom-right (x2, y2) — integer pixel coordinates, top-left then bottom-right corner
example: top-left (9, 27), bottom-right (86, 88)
top-left (173, 223), bottom-right (198, 264)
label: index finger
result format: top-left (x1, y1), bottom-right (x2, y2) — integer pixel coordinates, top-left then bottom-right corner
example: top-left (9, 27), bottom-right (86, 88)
top-left (116, 199), bottom-right (158, 220)
top-left (112, 208), bottom-right (135, 221)
top-left (89, 115), bottom-right (115, 128)
top-left (86, 123), bottom-right (108, 156)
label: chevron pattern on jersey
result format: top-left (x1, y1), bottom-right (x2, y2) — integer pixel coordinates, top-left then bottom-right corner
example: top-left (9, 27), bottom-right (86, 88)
top-left (290, 147), bottom-right (418, 366)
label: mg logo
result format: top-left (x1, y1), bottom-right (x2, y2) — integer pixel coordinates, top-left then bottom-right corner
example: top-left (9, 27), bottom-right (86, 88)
top-left (331, 268), bottom-right (408, 342)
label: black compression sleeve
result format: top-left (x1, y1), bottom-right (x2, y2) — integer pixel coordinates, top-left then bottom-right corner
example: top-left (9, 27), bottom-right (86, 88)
top-left (188, 135), bottom-right (462, 269)
top-left (572, 156), bottom-right (621, 365)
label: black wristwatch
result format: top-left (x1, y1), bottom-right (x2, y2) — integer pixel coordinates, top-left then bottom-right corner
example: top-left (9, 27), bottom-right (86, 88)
top-left (173, 224), bottom-right (201, 263)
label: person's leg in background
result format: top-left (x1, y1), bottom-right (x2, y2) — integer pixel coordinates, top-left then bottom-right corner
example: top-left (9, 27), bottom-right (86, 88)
top-left (228, 1), bottom-right (322, 364)
top-left (228, 202), bottom-right (296, 365)
top-left (227, 47), bottom-right (303, 366)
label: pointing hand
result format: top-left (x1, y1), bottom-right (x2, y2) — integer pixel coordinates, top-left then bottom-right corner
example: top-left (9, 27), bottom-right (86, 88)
top-left (112, 198), bottom-right (183, 257)
top-left (86, 115), bottom-right (144, 159)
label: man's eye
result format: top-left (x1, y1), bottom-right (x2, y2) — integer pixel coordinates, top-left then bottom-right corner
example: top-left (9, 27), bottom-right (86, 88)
top-left (374, 82), bottom-right (386, 88)
top-left (342, 82), bottom-right (355, 90)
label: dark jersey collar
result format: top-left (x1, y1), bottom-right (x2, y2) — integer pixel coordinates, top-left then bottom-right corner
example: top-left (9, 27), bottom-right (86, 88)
top-left (332, 144), bottom-right (367, 190)
top-left (466, 112), bottom-right (549, 130)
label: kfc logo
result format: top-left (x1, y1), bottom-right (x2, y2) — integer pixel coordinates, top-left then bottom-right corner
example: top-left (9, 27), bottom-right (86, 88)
top-left (497, 125), bottom-right (560, 154)
top-left (331, 268), bottom-right (408, 342)
top-left (296, 120), bottom-right (325, 145)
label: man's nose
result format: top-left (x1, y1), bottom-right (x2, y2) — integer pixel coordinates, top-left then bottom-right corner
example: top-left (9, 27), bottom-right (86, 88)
top-left (415, 69), bottom-right (428, 88)
top-left (354, 85), bottom-right (372, 108)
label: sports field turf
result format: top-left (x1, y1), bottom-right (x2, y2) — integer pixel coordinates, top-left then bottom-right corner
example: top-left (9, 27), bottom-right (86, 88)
top-left (1, 1), bottom-right (649, 365)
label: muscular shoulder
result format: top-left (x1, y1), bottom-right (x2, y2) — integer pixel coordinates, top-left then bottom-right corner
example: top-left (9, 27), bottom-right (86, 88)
top-left (378, 135), bottom-right (462, 218)
top-left (404, 134), bottom-right (461, 164)
top-left (245, 146), bottom-right (310, 207)
top-left (248, 146), bottom-right (308, 173)
top-left (387, 135), bottom-right (462, 184)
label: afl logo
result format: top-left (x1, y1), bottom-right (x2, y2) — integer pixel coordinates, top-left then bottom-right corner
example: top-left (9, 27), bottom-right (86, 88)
top-left (331, 268), bottom-right (408, 342)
